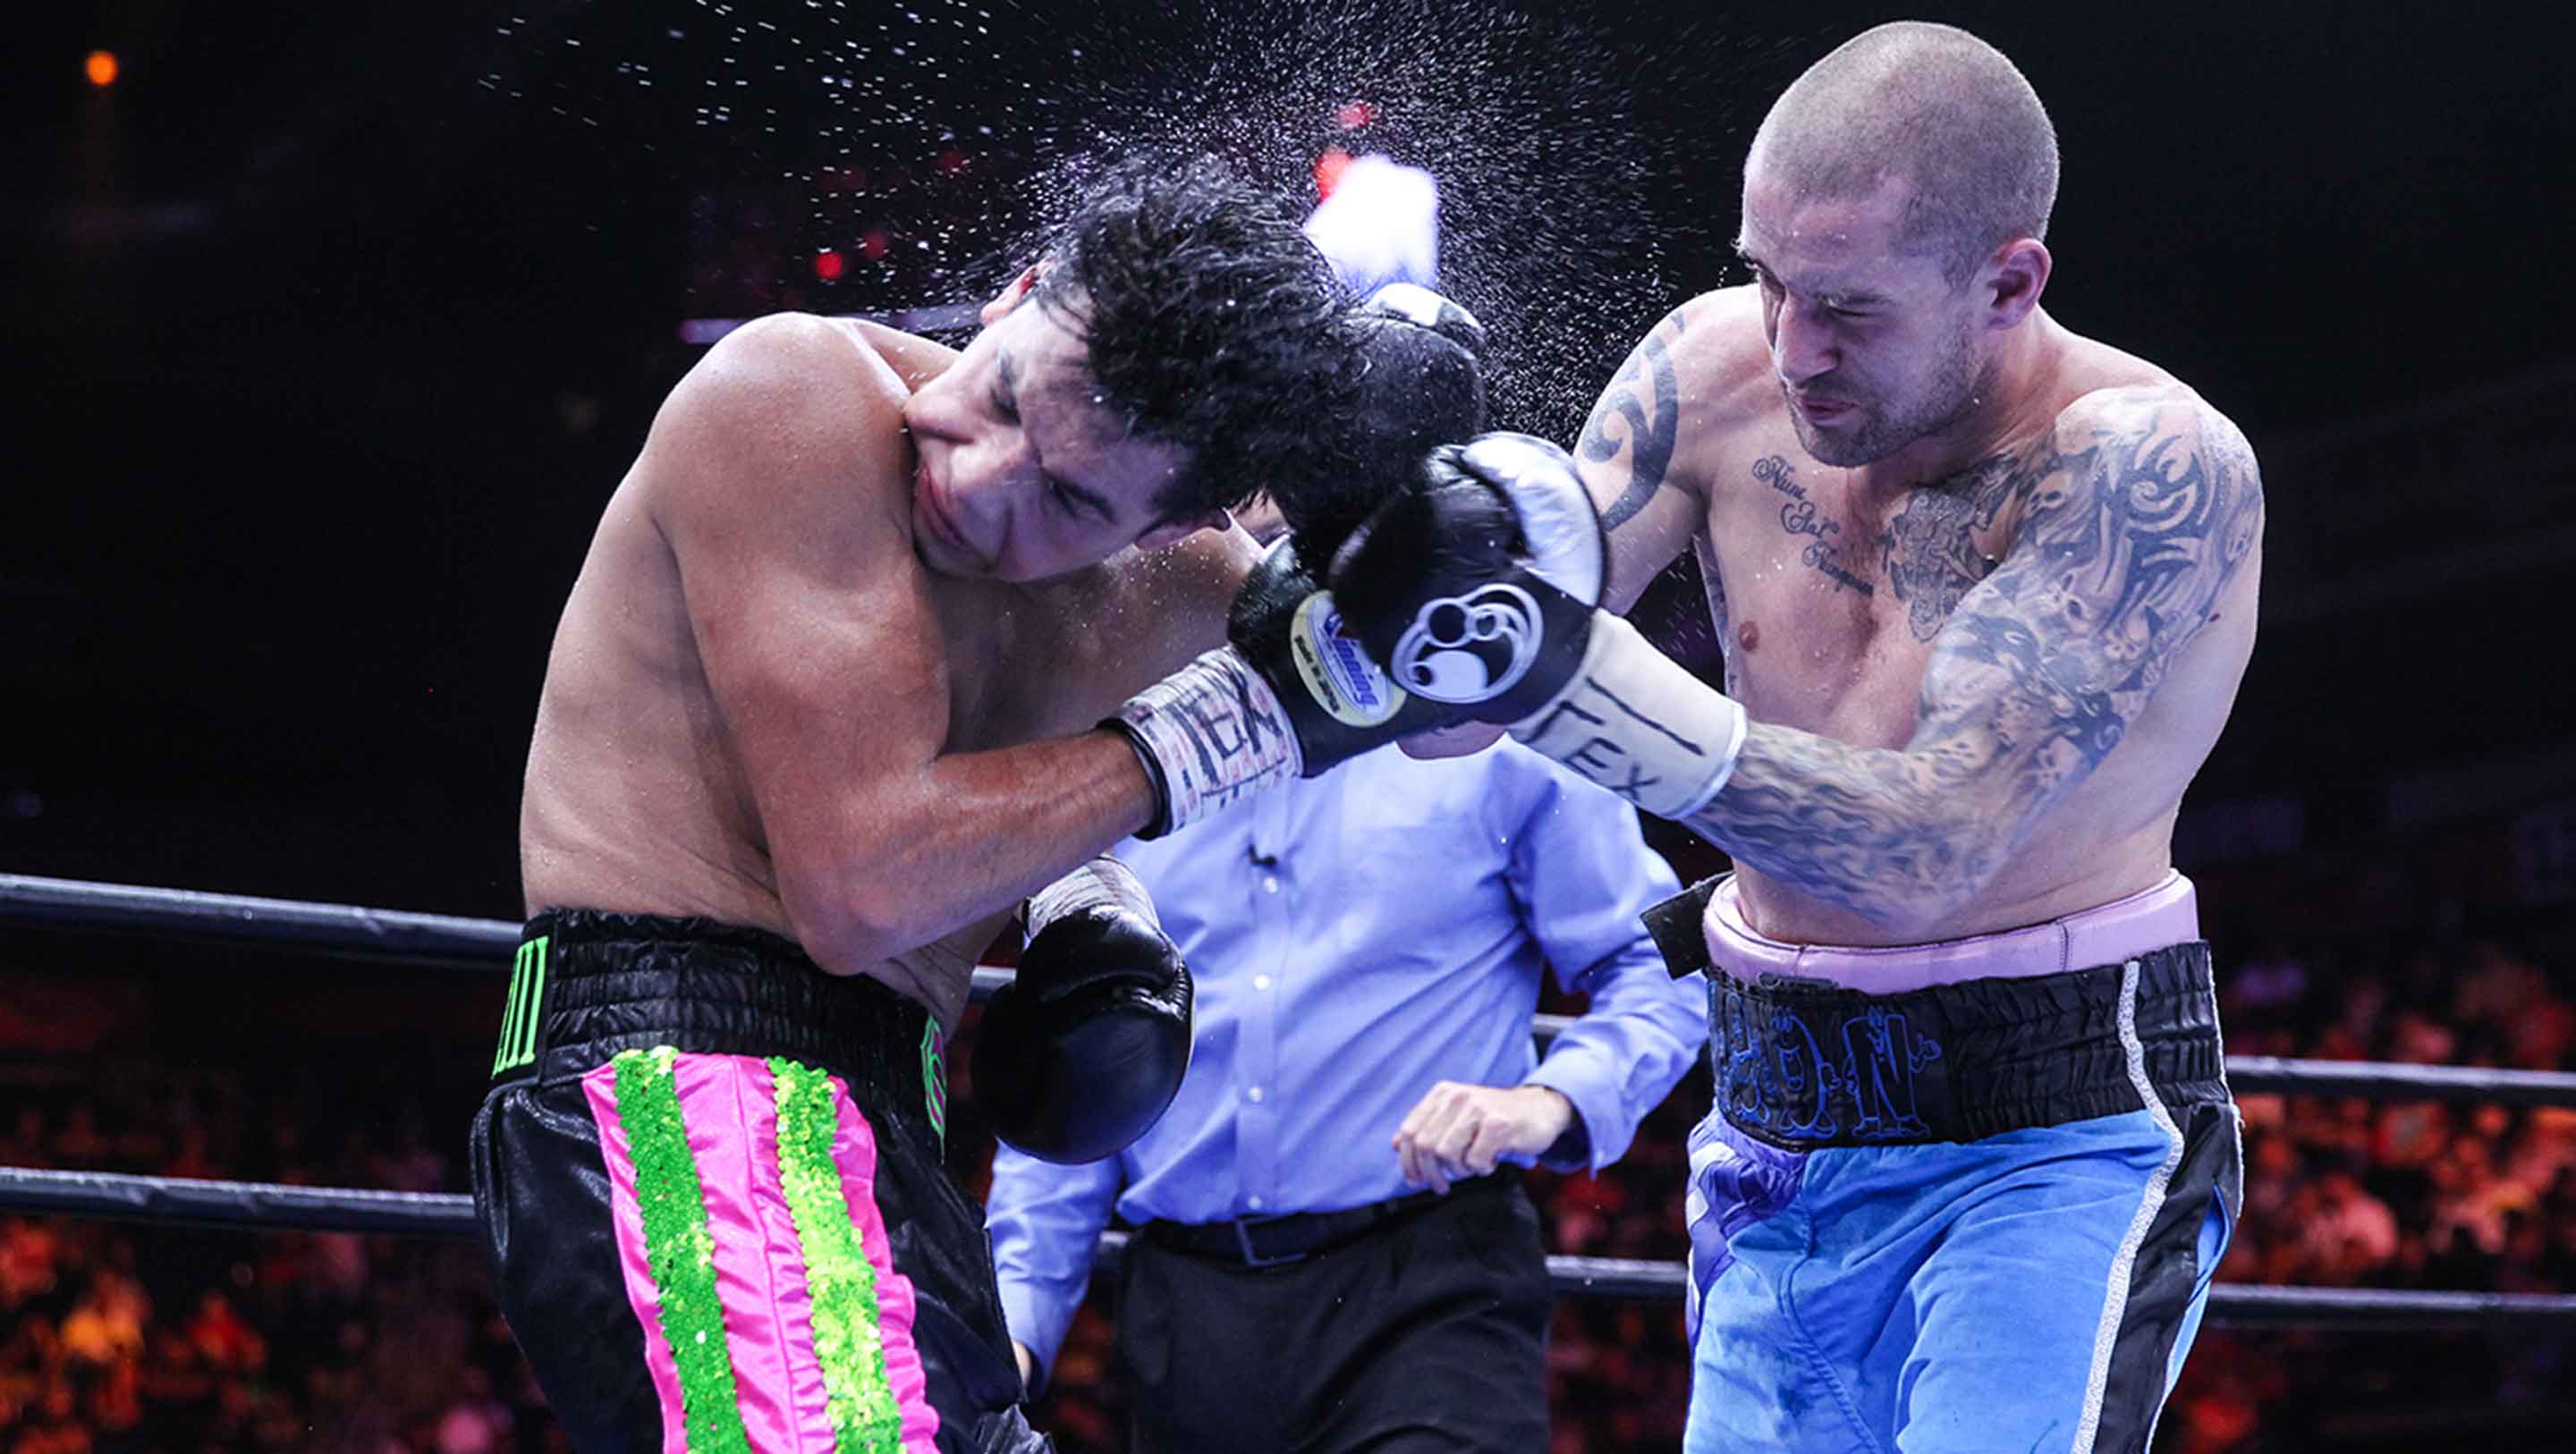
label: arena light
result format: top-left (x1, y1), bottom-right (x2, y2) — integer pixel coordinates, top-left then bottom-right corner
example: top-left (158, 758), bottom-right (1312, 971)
top-left (86, 50), bottom-right (119, 89)
top-left (813, 249), bottom-right (846, 283)
top-left (1313, 148), bottom-right (1353, 201)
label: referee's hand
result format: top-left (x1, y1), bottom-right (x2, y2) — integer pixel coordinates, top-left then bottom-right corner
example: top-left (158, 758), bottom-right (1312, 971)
top-left (1393, 1082), bottom-right (1572, 1195)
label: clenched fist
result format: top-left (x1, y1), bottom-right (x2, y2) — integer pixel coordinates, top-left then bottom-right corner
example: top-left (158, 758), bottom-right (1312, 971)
top-left (1393, 1082), bottom-right (1574, 1194)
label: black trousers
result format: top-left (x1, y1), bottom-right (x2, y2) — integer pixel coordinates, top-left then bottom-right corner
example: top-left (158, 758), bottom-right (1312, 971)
top-left (1117, 1178), bottom-right (1552, 1454)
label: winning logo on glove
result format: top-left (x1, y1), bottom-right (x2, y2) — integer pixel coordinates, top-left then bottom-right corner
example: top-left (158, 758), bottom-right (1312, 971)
top-left (1391, 584), bottom-right (1542, 704)
top-left (1291, 593), bottom-right (1406, 728)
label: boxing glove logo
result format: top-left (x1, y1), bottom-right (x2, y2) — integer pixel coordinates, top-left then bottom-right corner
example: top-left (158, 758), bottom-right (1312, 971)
top-left (1291, 593), bottom-right (1406, 727)
top-left (1391, 584), bottom-right (1541, 704)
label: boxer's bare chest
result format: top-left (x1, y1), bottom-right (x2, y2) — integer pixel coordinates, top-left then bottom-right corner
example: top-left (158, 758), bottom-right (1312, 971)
top-left (928, 577), bottom-right (1117, 752)
top-left (1693, 427), bottom-right (2037, 749)
top-left (924, 551), bottom-right (1215, 754)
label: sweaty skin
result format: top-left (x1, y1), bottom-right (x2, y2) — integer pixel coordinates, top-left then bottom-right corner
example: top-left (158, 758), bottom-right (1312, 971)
top-left (1573, 195), bottom-right (2262, 950)
top-left (519, 314), bottom-right (1253, 1027)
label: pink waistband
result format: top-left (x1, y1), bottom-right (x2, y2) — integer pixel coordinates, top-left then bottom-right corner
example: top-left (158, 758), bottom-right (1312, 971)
top-left (1701, 872), bottom-right (2199, 994)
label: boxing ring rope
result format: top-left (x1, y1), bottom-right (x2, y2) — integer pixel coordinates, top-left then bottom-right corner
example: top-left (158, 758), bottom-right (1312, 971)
top-left (14, 874), bottom-right (2576, 1106)
top-left (8, 872), bottom-right (2576, 1333)
top-left (6, 1164), bottom-right (2573, 1334)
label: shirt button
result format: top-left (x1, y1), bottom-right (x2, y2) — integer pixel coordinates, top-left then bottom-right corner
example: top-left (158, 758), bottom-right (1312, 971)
top-left (1245, 1086), bottom-right (1265, 1103)
top-left (1262, 876), bottom-right (1281, 895)
top-left (1253, 974), bottom-right (1273, 991)
top-left (1248, 1195), bottom-right (1267, 1211)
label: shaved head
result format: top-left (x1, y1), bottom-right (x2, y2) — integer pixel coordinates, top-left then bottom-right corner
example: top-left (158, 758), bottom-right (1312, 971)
top-left (1749, 21), bottom-right (2058, 283)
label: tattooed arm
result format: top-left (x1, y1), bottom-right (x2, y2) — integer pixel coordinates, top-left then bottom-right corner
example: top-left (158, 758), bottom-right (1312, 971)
top-left (1675, 387), bottom-right (2264, 928)
top-left (1575, 303), bottom-right (1709, 613)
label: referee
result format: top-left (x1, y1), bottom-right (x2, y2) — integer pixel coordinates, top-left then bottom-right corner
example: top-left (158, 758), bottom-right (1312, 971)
top-left (985, 706), bottom-right (1706, 1451)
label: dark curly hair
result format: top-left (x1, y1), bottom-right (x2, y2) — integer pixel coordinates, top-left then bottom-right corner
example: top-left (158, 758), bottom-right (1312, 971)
top-left (1035, 156), bottom-right (1355, 523)
top-left (1282, 306), bottom-right (1488, 567)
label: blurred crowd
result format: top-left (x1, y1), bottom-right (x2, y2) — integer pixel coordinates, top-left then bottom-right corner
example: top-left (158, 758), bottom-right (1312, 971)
top-left (2159, 935), bottom-right (2576, 1451)
top-left (2, 927), bottom-right (2572, 1451)
top-left (0, 1069), bottom-right (542, 1454)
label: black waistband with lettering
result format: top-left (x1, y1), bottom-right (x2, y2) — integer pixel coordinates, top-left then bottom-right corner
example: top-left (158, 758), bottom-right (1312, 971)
top-left (1708, 941), bottom-right (2228, 1150)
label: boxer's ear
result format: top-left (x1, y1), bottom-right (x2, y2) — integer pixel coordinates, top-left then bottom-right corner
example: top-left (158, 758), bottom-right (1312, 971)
top-left (1134, 508), bottom-right (1233, 553)
top-left (1232, 495), bottom-right (1288, 545)
top-left (980, 260), bottom-right (1053, 325)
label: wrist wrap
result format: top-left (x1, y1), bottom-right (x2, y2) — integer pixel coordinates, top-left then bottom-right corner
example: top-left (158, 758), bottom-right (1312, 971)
top-left (1109, 648), bottom-right (1305, 839)
top-left (1513, 613), bottom-right (1749, 819)
top-left (1026, 856), bottom-right (1159, 937)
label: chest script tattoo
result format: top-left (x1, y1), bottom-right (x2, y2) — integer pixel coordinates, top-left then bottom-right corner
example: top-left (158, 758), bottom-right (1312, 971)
top-left (1753, 454), bottom-right (1874, 596)
top-left (1583, 309), bottom-right (1685, 532)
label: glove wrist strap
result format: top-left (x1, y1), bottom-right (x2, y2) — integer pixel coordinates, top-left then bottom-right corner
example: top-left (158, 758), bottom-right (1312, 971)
top-left (1111, 647), bottom-right (1305, 838)
top-left (1025, 857), bottom-right (1159, 941)
top-left (1513, 613), bottom-right (1748, 819)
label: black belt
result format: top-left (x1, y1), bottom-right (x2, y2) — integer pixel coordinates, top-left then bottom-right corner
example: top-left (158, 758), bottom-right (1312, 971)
top-left (1710, 941), bottom-right (2229, 1151)
top-left (1139, 1174), bottom-right (1508, 1269)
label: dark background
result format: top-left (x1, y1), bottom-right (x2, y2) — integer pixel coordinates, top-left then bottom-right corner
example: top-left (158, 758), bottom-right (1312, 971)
top-left (6, 1), bottom-right (2574, 922)
top-left (4, 5), bottom-right (2574, 1450)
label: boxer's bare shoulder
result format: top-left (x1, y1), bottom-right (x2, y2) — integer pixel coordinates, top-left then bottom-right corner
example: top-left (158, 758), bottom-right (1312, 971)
top-left (522, 312), bottom-right (938, 937)
top-left (1573, 285), bottom-right (1773, 609)
top-left (641, 312), bottom-right (919, 534)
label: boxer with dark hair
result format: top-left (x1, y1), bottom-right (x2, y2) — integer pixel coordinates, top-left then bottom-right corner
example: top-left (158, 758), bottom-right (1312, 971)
top-left (474, 156), bottom-right (1487, 1453)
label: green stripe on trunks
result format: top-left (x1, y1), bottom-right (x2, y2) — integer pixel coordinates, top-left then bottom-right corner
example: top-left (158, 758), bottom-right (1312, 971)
top-left (611, 1046), bottom-right (754, 1454)
top-left (769, 1056), bottom-right (907, 1452)
top-left (493, 936), bottom-right (548, 1076)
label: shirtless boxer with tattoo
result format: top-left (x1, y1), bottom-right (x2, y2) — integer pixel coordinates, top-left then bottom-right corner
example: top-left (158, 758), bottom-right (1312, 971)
top-left (1314, 22), bottom-right (2264, 1453)
top-left (471, 158), bottom-right (1487, 1453)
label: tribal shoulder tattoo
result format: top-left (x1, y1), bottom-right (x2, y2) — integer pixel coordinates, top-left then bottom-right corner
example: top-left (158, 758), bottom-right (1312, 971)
top-left (1580, 306), bottom-right (1687, 532)
top-left (1678, 391), bottom-right (2265, 923)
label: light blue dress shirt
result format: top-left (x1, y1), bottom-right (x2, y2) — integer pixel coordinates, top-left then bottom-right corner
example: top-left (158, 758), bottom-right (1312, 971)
top-left (986, 741), bottom-right (1706, 1380)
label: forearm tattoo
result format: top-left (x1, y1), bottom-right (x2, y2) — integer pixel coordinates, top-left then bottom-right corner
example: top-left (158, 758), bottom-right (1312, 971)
top-left (1683, 393), bottom-right (2265, 919)
top-left (1581, 307), bottom-right (1686, 532)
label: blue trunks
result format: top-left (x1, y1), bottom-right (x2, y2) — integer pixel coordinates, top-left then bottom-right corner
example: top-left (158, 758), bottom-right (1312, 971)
top-left (1660, 875), bottom-right (2240, 1454)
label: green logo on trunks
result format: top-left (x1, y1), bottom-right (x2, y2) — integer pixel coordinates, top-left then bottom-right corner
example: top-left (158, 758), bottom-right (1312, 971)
top-left (491, 935), bottom-right (549, 1077)
top-left (920, 1019), bottom-right (947, 1145)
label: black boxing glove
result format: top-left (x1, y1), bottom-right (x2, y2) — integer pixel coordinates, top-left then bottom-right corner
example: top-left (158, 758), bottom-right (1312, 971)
top-left (1361, 281), bottom-right (1488, 356)
top-left (1106, 533), bottom-right (1475, 837)
top-left (1333, 432), bottom-right (1752, 818)
top-left (1273, 283), bottom-right (1490, 571)
top-left (974, 858), bottom-right (1192, 1165)
top-left (1329, 432), bottom-right (1607, 722)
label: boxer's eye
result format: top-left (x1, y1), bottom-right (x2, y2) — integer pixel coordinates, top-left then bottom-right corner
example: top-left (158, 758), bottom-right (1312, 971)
top-left (1045, 476), bottom-right (1114, 524)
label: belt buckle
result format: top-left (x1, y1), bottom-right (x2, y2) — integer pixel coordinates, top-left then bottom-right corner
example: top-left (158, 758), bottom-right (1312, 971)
top-left (1230, 1213), bottom-right (1302, 1269)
